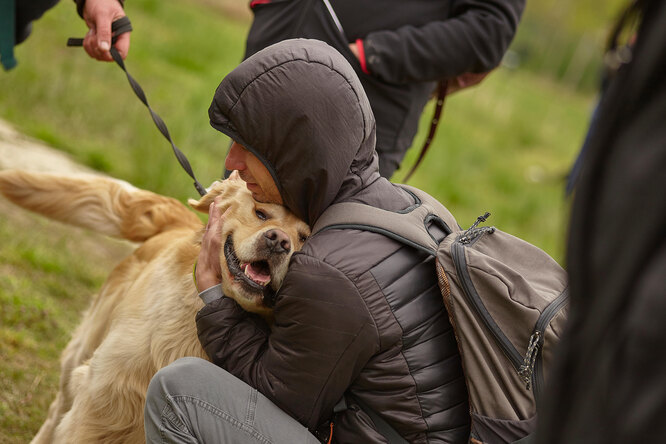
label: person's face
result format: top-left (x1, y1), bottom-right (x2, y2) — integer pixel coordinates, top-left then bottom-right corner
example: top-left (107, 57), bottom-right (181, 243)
top-left (225, 142), bottom-right (283, 205)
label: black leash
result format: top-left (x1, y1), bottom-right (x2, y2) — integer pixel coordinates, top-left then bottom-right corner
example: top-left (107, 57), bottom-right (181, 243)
top-left (67, 17), bottom-right (207, 197)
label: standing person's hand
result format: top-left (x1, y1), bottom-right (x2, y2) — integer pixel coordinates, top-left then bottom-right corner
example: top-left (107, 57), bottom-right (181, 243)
top-left (446, 71), bottom-right (490, 95)
top-left (81, 0), bottom-right (130, 61)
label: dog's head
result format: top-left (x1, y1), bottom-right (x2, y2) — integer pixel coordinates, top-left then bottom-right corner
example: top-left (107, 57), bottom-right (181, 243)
top-left (189, 172), bottom-right (310, 319)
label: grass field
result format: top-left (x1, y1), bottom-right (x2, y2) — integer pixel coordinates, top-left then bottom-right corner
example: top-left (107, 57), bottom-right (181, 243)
top-left (0, 0), bottom-right (616, 440)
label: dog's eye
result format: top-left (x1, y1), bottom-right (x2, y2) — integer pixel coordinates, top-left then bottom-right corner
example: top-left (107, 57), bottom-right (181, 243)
top-left (255, 210), bottom-right (268, 221)
top-left (299, 234), bottom-right (308, 243)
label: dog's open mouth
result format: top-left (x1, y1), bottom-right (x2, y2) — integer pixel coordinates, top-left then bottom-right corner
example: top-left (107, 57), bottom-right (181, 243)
top-left (224, 236), bottom-right (278, 307)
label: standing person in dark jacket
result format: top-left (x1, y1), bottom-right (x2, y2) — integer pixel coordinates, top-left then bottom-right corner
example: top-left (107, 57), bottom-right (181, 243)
top-left (72, 0), bottom-right (525, 178)
top-left (144, 39), bottom-right (471, 443)
top-left (536, 0), bottom-right (666, 442)
top-left (242, 0), bottom-right (526, 178)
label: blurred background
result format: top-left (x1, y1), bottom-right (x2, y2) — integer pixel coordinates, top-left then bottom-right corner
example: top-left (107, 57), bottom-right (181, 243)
top-left (0, 0), bottom-right (626, 440)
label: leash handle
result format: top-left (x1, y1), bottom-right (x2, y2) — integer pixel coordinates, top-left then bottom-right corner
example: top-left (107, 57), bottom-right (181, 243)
top-left (67, 15), bottom-right (133, 47)
top-left (67, 17), bottom-right (208, 197)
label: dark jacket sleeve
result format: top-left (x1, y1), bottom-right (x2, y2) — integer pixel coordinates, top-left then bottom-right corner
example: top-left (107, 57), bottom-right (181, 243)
top-left (196, 252), bottom-right (378, 431)
top-left (362, 0), bottom-right (525, 84)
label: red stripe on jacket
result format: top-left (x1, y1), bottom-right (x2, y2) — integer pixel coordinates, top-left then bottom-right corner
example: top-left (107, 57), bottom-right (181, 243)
top-left (250, 0), bottom-right (271, 9)
top-left (356, 39), bottom-right (370, 75)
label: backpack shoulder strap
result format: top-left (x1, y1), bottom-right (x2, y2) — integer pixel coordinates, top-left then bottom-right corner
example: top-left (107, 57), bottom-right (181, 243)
top-left (311, 185), bottom-right (460, 256)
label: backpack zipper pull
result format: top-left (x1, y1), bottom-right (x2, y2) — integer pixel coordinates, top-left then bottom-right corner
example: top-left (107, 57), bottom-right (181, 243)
top-left (460, 212), bottom-right (492, 244)
top-left (470, 212), bottom-right (491, 230)
top-left (518, 331), bottom-right (542, 390)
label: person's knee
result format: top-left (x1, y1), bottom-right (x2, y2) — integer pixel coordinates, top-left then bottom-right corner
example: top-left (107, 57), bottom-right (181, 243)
top-left (145, 358), bottom-right (211, 440)
top-left (146, 357), bottom-right (210, 402)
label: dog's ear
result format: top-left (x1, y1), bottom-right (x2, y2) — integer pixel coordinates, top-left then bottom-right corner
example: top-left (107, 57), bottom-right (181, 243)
top-left (188, 177), bottom-right (245, 214)
top-left (187, 196), bottom-right (212, 213)
top-left (188, 181), bottom-right (223, 213)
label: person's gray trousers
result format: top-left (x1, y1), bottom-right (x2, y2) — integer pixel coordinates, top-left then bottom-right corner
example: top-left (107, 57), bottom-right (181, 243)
top-left (145, 357), bottom-right (322, 443)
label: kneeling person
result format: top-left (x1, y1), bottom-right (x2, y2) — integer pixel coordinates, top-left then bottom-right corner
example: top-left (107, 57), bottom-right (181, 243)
top-left (146, 39), bottom-right (470, 443)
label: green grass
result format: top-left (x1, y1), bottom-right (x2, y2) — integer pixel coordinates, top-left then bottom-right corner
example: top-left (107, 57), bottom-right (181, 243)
top-left (1, 0), bottom-right (248, 197)
top-left (511, 0), bottom-right (627, 91)
top-left (0, 0), bottom-right (613, 439)
top-left (402, 69), bottom-right (593, 261)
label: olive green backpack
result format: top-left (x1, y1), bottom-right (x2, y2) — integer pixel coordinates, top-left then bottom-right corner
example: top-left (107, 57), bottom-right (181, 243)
top-left (312, 185), bottom-right (569, 444)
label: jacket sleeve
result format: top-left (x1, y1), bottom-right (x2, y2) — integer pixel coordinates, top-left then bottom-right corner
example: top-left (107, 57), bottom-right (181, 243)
top-left (362, 0), bottom-right (525, 84)
top-left (196, 252), bottom-right (378, 431)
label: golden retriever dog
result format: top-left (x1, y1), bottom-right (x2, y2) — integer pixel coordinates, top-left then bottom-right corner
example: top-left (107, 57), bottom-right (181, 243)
top-left (0, 169), bottom-right (309, 443)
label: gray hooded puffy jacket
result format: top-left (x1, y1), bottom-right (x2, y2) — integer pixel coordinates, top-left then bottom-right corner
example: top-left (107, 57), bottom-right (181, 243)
top-left (197, 39), bottom-right (469, 443)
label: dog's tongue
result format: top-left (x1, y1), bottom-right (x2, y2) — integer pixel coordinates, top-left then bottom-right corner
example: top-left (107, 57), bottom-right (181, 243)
top-left (243, 262), bottom-right (271, 286)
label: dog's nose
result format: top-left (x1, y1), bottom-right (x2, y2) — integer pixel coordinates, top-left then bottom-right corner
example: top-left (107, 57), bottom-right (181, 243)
top-left (264, 229), bottom-right (291, 254)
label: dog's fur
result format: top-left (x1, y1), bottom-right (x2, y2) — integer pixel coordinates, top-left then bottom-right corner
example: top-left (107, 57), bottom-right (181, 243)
top-left (0, 169), bottom-right (309, 443)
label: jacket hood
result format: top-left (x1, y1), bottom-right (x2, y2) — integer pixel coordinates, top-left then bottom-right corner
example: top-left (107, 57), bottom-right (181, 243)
top-left (209, 39), bottom-right (378, 226)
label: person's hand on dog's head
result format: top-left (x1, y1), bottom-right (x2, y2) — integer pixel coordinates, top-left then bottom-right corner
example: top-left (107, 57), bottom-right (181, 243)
top-left (196, 198), bottom-right (227, 292)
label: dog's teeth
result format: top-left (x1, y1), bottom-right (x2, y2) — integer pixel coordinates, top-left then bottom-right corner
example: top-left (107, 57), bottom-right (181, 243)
top-left (242, 262), bottom-right (272, 287)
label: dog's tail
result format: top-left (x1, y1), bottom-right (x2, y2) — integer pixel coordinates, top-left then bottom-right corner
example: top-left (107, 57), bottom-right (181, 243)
top-left (0, 169), bottom-right (201, 242)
